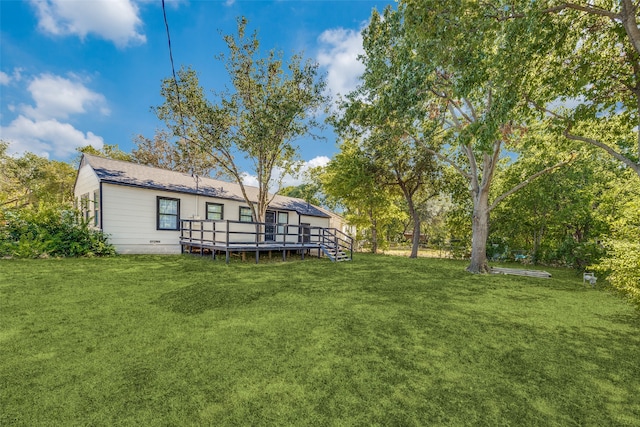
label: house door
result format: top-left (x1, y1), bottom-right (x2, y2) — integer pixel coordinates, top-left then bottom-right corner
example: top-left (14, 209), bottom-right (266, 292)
top-left (265, 211), bottom-right (276, 241)
top-left (300, 223), bottom-right (311, 243)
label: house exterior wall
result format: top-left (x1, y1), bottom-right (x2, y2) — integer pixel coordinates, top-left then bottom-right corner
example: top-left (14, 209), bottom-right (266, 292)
top-left (299, 214), bottom-right (329, 229)
top-left (95, 183), bottom-right (330, 254)
top-left (329, 215), bottom-right (355, 238)
top-left (73, 163), bottom-right (100, 227)
top-left (101, 184), bottom-right (180, 254)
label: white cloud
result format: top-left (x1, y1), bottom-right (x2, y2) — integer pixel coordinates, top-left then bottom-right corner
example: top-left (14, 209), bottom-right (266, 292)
top-left (1, 115), bottom-right (103, 159)
top-left (21, 73), bottom-right (109, 120)
top-left (1, 68), bottom-right (25, 87)
top-left (241, 156), bottom-right (331, 192)
top-left (316, 27), bottom-right (366, 101)
top-left (0, 73), bottom-right (107, 159)
top-left (241, 171), bottom-right (259, 188)
top-left (305, 155), bottom-right (331, 170)
top-left (30, 0), bottom-right (146, 48)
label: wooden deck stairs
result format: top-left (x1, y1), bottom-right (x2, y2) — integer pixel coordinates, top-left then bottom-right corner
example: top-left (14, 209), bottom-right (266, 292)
top-left (321, 244), bottom-right (351, 262)
top-left (320, 228), bottom-right (352, 262)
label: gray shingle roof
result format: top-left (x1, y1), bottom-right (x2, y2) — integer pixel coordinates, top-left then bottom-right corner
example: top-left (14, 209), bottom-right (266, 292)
top-left (81, 154), bottom-right (329, 218)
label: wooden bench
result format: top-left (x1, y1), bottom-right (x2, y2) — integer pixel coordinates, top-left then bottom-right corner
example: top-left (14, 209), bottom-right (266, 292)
top-left (490, 267), bottom-right (551, 279)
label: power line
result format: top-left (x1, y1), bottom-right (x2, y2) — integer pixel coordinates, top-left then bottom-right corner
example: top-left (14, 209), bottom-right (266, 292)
top-left (161, 0), bottom-right (186, 129)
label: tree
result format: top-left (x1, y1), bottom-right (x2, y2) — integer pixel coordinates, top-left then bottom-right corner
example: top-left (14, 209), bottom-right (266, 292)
top-left (490, 137), bottom-right (616, 267)
top-left (593, 173), bottom-right (640, 306)
top-left (350, 4), bottom-right (571, 272)
top-left (493, 1), bottom-right (640, 178)
top-left (320, 139), bottom-right (404, 253)
top-left (333, 7), bottom-right (443, 258)
top-left (278, 183), bottom-right (323, 207)
top-left (1, 141), bottom-right (76, 208)
top-left (76, 144), bottom-right (133, 162)
top-left (155, 17), bottom-right (328, 223)
top-left (132, 130), bottom-right (220, 177)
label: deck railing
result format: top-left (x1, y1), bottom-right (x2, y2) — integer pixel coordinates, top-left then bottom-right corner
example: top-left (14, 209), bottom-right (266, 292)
top-left (179, 219), bottom-right (353, 262)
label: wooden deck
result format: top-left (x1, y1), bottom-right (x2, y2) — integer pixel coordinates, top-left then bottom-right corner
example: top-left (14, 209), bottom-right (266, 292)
top-left (180, 219), bottom-right (353, 263)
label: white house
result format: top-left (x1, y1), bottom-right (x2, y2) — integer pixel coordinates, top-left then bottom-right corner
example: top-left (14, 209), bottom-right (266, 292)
top-left (73, 154), bottom-right (351, 258)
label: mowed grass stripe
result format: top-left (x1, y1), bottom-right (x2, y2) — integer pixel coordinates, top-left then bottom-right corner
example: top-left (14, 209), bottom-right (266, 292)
top-left (1, 254), bottom-right (639, 426)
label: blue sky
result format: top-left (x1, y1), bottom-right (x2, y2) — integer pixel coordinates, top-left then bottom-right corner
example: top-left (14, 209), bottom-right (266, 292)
top-left (1, 0), bottom-right (394, 183)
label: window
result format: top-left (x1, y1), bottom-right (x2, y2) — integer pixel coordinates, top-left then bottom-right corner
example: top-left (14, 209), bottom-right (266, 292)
top-left (206, 202), bottom-right (224, 220)
top-left (157, 197), bottom-right (180, 230)
top-left (93, 190), bottom-right (100, 227)
top-left (277, 212), bottom-right (288, 234)
top-left (80, 193), bottom-right (90, 222)
top-left (239, 206), bottom-right (253, 222)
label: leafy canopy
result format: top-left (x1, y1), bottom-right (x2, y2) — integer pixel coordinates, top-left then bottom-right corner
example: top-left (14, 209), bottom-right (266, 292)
top-left (155, 17), bottom-right (328, 222)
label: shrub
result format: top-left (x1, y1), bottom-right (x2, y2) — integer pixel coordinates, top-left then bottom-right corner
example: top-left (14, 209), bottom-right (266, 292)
top-left (0, 204), bottom-right (115, 258)
top-left (593, 198), bottom-right (640, 307)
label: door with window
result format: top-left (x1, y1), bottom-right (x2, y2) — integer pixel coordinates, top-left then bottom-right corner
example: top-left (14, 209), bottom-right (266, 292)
top-left (300, 223), bottom-right (311, 243)
top-left (265, 211), bottom-right (276, 241)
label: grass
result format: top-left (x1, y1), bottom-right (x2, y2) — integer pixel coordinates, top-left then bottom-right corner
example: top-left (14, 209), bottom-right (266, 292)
top-left (1, 253), bottom-right (639, 426)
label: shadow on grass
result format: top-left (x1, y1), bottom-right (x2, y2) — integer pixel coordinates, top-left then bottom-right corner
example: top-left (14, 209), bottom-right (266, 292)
top-left (155, 283), bottom-right (280, 315)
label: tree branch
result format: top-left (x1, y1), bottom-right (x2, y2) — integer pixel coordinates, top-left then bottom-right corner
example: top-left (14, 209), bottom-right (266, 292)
top-left (563, 131), bottom-right (640, 175)
top-left (464, 143), bottom-right (479, 191)
top-left (526, 97), bottom-right (640, 176)
top-left (490, 2), bottom-right (619, 20)
top-left (621, 0), bottom-right (640, 58)
top-left (488, 153), bottom-right (576, 212)
top-left (410, 135), bottom-right (471, 180)
top-left (550, 3), bottom-right (619, 20)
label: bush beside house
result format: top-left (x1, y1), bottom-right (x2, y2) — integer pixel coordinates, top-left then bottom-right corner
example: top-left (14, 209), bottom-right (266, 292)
top-left (0, 204), bottom-right (115, 258)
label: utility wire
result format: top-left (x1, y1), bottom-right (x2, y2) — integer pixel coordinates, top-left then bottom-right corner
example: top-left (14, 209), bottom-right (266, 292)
top-left (161, 0), bottom-right (186, 130)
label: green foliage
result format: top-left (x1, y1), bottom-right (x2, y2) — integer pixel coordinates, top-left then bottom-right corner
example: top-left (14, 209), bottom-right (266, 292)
top-left (0, 204), bottom-right (115, 258)
top-left (76, 144), bottom-right (133, 162)
top-left (132, 130), bottom-right (219, 177)
top-left (1, 142), bottom-right (76, 208)
top-left (334, 6), bottom-right (444, 258)
top-left (155, 17), bottom-right (328, 222)
top-left (521, 1), bottom-right (640, 175)
top-left (489, 140), bottom-right (621, 267)
top-left (548, 238), bottom-right (605, 271)
top-left (320, 139), bottom-right (405, 252)
top-left (594, 196), bottom-right (640, 306)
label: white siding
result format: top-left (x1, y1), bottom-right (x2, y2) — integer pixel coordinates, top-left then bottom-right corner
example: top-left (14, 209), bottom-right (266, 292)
top-left (73, 164), bottom-right (100, 227)
top-left (299, 215), bottom-right (330, 229)
top-left (100, 183), bottom-right (328, 254)
top-left (101, 184), bottom-right (180, 254)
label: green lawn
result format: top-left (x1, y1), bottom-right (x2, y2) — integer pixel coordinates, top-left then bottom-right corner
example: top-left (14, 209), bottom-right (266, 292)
top-left (1, 254), bottom-right (639, 426)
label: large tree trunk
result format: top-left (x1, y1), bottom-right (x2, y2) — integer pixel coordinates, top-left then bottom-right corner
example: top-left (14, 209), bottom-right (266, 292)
top-left (410, 216), bottom-right (421, 259)
top-left (532, 226), bottom-right (545, 265)
top-left (467, 189), bottom-right (491, 273)
top-left (406, 196), bottom-right (421, 258)
top-left (370, 213), bottom-right (378, 254)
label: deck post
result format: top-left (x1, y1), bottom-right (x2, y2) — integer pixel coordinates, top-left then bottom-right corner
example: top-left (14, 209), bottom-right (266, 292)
top-left (256, 250), bottom-right (259, 264)
top-left (225, 249), bottom-right (229, 264)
